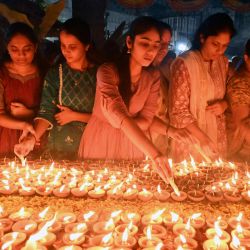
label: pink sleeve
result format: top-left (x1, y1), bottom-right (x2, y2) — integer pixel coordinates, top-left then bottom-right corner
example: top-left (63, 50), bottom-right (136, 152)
top-left (97, 63), bottom-right (129, 128)
top-left (137, 70), bottom-right (160, 129)
top-left (169, 58), bottom-right (196, 128)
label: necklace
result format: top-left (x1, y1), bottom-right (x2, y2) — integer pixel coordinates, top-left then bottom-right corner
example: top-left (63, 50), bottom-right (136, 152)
top-left (68, 66), bottom-right (88, 86)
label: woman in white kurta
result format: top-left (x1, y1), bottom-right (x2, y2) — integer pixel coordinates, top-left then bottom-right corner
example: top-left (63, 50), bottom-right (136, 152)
top-left (169, 13), bottom-right (236, 162)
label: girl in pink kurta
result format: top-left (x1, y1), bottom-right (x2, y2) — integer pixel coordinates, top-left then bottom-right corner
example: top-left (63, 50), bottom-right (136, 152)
top-left (79, 16), bottom-right (172, 182)
top-left (80, 63), bottom-right (159, 160)
top-left (169, 13), bottom-right (236, 162)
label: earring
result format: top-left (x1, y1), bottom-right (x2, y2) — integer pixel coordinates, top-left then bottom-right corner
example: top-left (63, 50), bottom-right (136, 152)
top-left (127, 48), bottom-right (131, 54)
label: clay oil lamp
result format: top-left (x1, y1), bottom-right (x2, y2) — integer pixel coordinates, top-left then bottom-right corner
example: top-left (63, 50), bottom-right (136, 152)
top-left (62, 232), bottom-right (85, 246)
top-left (0, 218), bottom-right (13, 232)
top-left (230, 234), bottom-right (247, 250)
top-left (53, 185), bottom-right (70, 198)
top-left (18, 178), bottom-right (35, 196)
top-left (57, 212), bottom-right (76, 226)
top-left (141, 209), bottom-right (165, 226)
top-left (32, 207), bottom-right (53, 223)
top-left (174, 234), bottom-right (198, 249)
top-left (205, 221), bottom-right (231, 243)
top-left (1, 232), bottom-right (26, 247)
top-left (205, 185), bottom-right (223, 202)
top-left (138, 225), bottom-right (162, 248)
top-left (88, 186), bottom-right (106, 199)
top-left (173, 218), bottom-right (196, 239)
top-left (231, 224), bottom-right (250, 244)
top-left (154, 185), bottom-right (170, 202)
top-left (123, 187), bottom-right (138, 200)
top-left (188, 213), bottom-right (206, 229)
top-left (114, 227), bottom-right (137, 248)
top-left (121, 212), bottom-right (141, 225)
top-left (89, 232), bottom-right (113, 248)
top-left (77, 211), bottom-right (98, 225)
top-left (229, 212), bottom-right (250, 230)
top-left (143, 224), bottom-right (167, 239)
top-left (107, 184), bottom-right (124, 199)
top-left (71, 183), bottom-right (88, 197)
top-left (163, 211), bottom-right (183, 228)
top-left (93, 218), bottom-right (115, 235)
top-left (36, 186), bottom-right (53, 196)
top-left (138, 188), bottom-right (153, 202)
top-left (64, 222), bottom-right (88, 234)
top-left (206, 216), bottom-right (228, 230)
top-left (171, 190), bottom-right (187, 202)
top-left (187, 190), bottom-right (205, 202)
top-left (224, 190), bottom-right (242, 202)
top-left (9, 207), bottom-right (31, 221)
top-left (12, 219), bottom-right (37, 235)
top-left (115, 221), bottom-right (138, 236)
top-left (99, 210), bottom-right (122, 225)
top-left (0, 182), bottom-right (17, 195)
top-left (203, 235), bottom-right (229, 250)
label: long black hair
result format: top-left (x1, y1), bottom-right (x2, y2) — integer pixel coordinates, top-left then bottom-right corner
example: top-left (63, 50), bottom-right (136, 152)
top-left (116, 16), bottom-right (161, 106)
top-left (192, 13), bottom-right (236, 50)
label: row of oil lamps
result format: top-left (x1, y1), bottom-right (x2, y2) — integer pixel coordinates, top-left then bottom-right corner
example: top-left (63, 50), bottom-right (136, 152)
top-left (0, 160), bottom-right (249, 203)
top-left (0, 205), bottom-right (250, 250)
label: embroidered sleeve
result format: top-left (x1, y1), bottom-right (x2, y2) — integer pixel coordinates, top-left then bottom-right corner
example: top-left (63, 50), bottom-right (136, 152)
top-left (227, 76), bottom-right (250, 107)
top-left (36, 67), bottom-right (59, 128)
top-left (97, 63), bottom-right (130, 128)
top-left (169, 58), bottom-right (196, 128)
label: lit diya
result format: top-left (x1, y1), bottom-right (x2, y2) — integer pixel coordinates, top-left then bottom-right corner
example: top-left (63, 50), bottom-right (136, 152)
top-left (62, 232), bottom-right (85, 245)
top-left (89, 232), bottom-right (113, 247)
top-left (173, 219), bottom-right (196, 238)
top-left (174, 234), bottom-right (198, 249)
top-left (163, 212), bottom-right (183, 228)
top-left (153, 185), bottom-right (170, 202)
top-left (187, 190), bottom-right (205, 202)
top-left (9, 207), bottom-right (31, 221)
top-left (12, 219), bottom-right (37, 235)
top-left (114, 227), bottom-right (137, 248)
top-left (141, 209), bottom-right (165, 226)
top-left (64, 222), bottom-right (88, 234)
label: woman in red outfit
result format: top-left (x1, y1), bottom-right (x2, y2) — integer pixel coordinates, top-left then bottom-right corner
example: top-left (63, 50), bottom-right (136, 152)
top-left (0, 22), bottom-right (43, 157)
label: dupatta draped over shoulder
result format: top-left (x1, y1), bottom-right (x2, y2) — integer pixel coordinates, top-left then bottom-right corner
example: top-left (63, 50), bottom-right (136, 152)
top-left (169, 50), bottom-right (228, 162)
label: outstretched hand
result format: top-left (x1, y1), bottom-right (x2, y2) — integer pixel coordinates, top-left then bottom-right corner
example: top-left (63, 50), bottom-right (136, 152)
top-left (152, 154), bottom-right (173, 184)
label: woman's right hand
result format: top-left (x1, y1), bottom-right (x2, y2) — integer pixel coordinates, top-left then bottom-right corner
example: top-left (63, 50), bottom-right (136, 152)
top-left (14, 135), bottom-right (36, 158)
top-left (19, 122), bottom-right (36, 143)
top-left (152, 154), bottom-right (173, 183)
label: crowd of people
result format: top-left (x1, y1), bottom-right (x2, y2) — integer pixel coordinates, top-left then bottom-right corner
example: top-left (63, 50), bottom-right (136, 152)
top-left (0, 13), bottom-right (249, 182)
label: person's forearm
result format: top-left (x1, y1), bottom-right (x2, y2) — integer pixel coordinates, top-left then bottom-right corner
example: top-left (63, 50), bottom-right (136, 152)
top-left (34, 119), bottom-right (50, 140)
top-left (71, 111), bottom-right (91, 123)
top-left (150, 116), bottom-right (169, 135)
top-left (121, 116), bottom-right (160, 159)
top-left (186, 122), bottom-right (207, 142)
top-left (0, 113), bottom-right (27, 130)
top-left (133, 117), bottom-right (151, 131)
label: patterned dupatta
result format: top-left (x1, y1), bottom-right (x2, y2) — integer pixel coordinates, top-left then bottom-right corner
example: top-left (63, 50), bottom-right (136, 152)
top-left (179, 50), bottom-right (227, 146)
